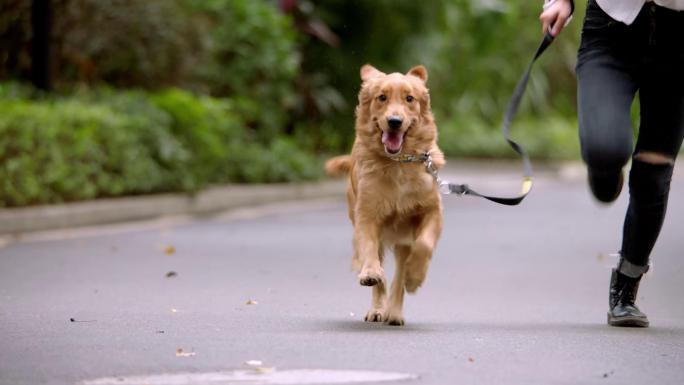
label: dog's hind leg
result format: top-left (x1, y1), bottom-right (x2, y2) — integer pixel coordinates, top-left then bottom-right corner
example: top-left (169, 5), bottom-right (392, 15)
top-left (385, 245), bottom-right (409, 326)
top-left (405, 207), bottom-right (443, 293)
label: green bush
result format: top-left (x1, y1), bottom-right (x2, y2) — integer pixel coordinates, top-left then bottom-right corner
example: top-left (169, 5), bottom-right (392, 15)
top-left (148, 89), bottom-right (322, 185)
top-left (148, 89), bottom-right (244, 187)
top-left (0, 97), bottom-right (186, 206)
top-left (438, 115), bottom-right (580, 160)
top-left (235, 138), bottom-right (323, 183)
top-left (0, 87), bottom-right (322, 207)
top-left (181, 0), bottom-right (300, 140)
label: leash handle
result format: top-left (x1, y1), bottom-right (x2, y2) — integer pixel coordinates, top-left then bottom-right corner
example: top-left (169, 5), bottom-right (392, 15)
top-left (444, 31), bottom-right (554, 206)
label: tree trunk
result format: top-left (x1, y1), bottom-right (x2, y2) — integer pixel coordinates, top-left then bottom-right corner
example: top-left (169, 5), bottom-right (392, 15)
top-left (31, 0), bottom-right (52, 91)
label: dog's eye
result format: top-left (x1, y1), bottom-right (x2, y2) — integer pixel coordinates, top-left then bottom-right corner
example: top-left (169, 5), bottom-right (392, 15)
top-left (378, 94), bottom-right (387, 102)
top-left (406, 95), bottom-right (414, 103)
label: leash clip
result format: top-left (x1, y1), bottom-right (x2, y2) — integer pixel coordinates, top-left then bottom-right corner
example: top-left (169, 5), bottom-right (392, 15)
top-left (439, 180), bottom-right (452, 195)
top-left (422, 154), bottom-right (440, 183)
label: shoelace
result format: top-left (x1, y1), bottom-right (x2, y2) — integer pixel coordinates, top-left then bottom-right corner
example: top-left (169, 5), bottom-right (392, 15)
top-left (617, 281), bottom-right (637, 306)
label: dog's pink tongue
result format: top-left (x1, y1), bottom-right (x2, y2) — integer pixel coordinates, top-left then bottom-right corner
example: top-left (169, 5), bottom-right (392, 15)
top-left (382, 131), bottom-right (403, 154)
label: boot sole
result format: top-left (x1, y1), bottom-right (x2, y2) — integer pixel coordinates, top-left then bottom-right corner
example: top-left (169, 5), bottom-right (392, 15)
top-left (607, 312), bottom-right (649, 328)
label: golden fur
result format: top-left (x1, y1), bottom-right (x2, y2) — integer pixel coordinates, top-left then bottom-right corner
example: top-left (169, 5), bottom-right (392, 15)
top-left (325, 64), bottom-right (444, 326)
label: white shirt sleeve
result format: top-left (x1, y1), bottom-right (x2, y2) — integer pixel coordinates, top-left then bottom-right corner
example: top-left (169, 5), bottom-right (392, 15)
top-left (595, 0), bottom-right (645, 25)
top-left (596, 0), bottom-right (684, 25)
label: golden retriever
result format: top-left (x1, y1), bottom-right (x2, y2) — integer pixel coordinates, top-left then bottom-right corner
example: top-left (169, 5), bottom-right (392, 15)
top-left (325, 64), bottom-right (444, 326)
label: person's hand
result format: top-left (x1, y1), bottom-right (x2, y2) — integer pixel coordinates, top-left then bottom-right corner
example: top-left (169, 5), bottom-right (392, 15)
top-left (540, 0), bottom-right (573, 37)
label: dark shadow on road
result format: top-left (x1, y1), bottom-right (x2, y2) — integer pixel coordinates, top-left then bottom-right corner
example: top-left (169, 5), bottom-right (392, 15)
top-left (298, 318), bottom-right (684, 337)
top-left (453, 321), bottom-right (684, 336)
top-left (304, 319), bottom-right (442, 334)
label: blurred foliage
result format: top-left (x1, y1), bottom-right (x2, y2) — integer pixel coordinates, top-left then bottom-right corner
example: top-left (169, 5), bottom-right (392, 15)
top-left (0, 89), bottom-right (182, 206)
top-left (1, 0), bottom-right (300, 137)
top-left (0, 0), bottom-right (588, 206)
top-left (439, 116), bottom-right (580, 160)
top-left (1, 0), bottom-right (200, 87)
top-left (292, 0), bottom-right (584, 156)
top-left (0, 84), bottom-right (321, 207)
top-left (186, 0), bottom-right (300, 139)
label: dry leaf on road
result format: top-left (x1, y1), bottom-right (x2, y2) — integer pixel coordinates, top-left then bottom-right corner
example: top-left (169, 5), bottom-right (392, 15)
top-left (255, 367), bottom-right (276, 374)
top-left (176, 348), bottom-right (196, 357)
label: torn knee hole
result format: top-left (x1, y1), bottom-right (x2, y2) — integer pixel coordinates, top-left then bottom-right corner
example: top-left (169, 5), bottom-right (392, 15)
top-left (634, 152), bottom-right (674, 165)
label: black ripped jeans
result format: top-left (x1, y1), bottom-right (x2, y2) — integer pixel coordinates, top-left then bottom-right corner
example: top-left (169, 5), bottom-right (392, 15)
top-left (576, 0), bottom-right (684, 275)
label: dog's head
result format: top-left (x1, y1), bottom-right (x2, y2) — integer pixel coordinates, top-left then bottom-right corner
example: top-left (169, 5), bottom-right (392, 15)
top-left (355, 64), bottom-right (435, 156)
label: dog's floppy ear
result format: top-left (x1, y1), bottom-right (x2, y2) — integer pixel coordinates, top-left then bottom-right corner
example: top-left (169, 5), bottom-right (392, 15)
top-left (407, 65), bottom-right (428, 83)
top-left (360, 64), bottom-right (384, 82)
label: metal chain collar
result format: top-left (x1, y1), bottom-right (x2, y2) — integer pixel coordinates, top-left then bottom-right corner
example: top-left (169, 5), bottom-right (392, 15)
top-left (388, 152), bottom-right (459, 195)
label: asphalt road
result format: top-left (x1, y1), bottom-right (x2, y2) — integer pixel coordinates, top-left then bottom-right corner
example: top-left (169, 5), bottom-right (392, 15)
top-left (1, 163), bottom-right (684, 385)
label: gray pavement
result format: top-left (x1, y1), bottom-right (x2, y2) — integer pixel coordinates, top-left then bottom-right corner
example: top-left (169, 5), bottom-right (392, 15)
top-left (1, 163), bottom-right (684, 385)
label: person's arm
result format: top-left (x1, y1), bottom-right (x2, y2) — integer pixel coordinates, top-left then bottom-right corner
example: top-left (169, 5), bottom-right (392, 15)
top-left (540, 0), bottom-right (574, 37)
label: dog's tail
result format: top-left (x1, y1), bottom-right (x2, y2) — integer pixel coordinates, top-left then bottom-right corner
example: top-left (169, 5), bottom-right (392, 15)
top-left (325, 155), bottom-right (353, 177)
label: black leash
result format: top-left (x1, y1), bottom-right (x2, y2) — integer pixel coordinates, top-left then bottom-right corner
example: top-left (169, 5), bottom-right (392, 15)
top-left (440, 31), bottom-right (556, 206)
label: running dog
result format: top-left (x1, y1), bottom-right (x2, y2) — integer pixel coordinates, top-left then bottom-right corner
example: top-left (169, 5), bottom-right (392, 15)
top-left (325, 64), bottom-right (444, 326)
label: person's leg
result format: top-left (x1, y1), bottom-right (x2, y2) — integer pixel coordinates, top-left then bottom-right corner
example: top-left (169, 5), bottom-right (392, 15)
top-left (619, 4), bottom-right (684, 272)
top-left (609, 4), bottom-right (684, 327)
top-left (576, 1), bottom-right (637, 203)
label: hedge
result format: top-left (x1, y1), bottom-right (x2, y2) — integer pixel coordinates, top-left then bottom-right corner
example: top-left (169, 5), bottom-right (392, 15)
top-left (0, 85), bottom-right (321, 207)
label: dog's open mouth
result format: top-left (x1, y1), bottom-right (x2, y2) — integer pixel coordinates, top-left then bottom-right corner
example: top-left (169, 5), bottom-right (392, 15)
top-left (382, 131), bottom-right (405, 155)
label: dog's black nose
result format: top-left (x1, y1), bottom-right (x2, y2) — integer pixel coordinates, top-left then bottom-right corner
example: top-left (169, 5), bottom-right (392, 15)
top-left (387, 117), bottom-right (403, 131)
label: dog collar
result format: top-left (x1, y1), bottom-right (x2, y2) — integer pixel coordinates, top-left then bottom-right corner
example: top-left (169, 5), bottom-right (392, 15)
top-left (387, 152), bottom-right (430, 163)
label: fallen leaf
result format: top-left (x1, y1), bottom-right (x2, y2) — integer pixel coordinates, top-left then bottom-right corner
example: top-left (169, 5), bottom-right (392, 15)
top-left (69, 317), bottom-right (96, 323)
top-left (255, 367), bottom-right (276, 374)
top-left (246, 299), bottom-right (258, 305)
top-left (164, 246), bottom-right (176, 255)
top-left (165, 271), bottom-right (178, 278)
top-left (176, 348), bottom-right (196, 357)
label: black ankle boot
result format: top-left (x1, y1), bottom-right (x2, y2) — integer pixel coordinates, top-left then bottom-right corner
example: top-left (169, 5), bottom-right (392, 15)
top-left (608, 268), bottom-right (649, 327)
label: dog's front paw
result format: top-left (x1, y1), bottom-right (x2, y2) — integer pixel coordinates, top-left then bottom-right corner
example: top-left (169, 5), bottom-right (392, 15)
top-left (364, 308), bottom-right (386, 322)
top-left (385, 311), bottom-right (405, 326)
top-left (358, 267), bottom-right (384, 286)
